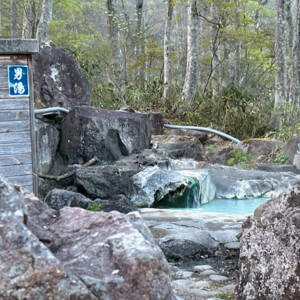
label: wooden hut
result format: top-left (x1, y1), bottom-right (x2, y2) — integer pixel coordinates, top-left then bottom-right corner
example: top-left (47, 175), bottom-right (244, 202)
top-left (0, 39), bottom-right (39, 194)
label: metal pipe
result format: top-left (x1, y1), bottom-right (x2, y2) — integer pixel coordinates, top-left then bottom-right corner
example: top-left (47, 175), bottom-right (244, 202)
top-left (164, 124), bottom-right (241, 143)
top-left (34, 107), bottom-right (70, 115)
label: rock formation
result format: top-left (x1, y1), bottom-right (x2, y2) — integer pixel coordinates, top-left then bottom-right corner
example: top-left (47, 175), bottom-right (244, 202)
top-left (33, 43), bottom-right (91, 109)
top-left (60, 106), bottom-right (152, 164)
top-left (236, 188), bottom-right (300, 299)
top-left (0, 177), bottom-right (175, 299)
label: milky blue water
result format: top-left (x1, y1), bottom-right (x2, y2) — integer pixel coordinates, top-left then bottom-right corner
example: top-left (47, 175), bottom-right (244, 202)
top-left (197, 198), bottom-right (270, 215)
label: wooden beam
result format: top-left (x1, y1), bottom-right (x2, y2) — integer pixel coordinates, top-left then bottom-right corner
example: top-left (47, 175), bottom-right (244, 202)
top-left (0, 143), bottom-right (31, 155)
top-left (0, 98), bottom-right (29, 110)
top-left (0, 164), bottom-right (32, 177)
top-left (0, 153), bottom-right (32, 166)
top-left (0, 110), bottom-right (30, 121)
top-left (0, 120), bottom-right (30, 133)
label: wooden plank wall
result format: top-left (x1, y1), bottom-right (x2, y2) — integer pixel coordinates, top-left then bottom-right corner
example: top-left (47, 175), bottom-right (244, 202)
top-left (0, 55), bottom-right (33, 192)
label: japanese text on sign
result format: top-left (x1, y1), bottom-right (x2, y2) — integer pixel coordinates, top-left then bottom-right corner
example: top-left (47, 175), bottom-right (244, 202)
top-left (8, 65), bottom-right (29, 97)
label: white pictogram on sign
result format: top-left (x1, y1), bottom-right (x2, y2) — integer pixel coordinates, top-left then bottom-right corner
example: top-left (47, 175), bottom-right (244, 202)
top-left (13, 68), bottom-right (23, 80)
top-left (13, 82), bottom-right (25, 95)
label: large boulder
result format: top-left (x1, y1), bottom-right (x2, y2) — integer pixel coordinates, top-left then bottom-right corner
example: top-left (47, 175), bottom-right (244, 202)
top-left (44, 188), bottom-right (93, 210)
top-left (131, 166), bottom-right (214, 208)
top-left (60, 106), bottom-right (152, 164)
top-left (152, 135), bottom-right (203, 161)
top-left (235, 138), bottom-right (284, 162)
top-left (75, 150), bottom-right (171, 200)
top-left (33, 43), bottom-right (91, 109)
top-left (76, 163), bottom-right (138, 199)
top-left (0, 178), bottom-right (94, 299)
top-left (236, 188), bottom-right (300, 299)
top-left (206, 164), bottom-right (300, 199)
top-left (97, 194), bottom-right (137, 213)
top-left (141, 208), bottom-right (245, 261)
top-left (0, 177), bottom-right (175, 300)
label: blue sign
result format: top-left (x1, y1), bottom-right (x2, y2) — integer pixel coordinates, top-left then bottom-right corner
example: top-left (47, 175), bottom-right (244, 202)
top-left (8, 65), bottom-right (29, 97)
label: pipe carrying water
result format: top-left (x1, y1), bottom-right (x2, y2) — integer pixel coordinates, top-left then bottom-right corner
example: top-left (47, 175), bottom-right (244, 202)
top-left (164, 124), bottom-right (241, 143)
top-left (33, 107), bottom-right (241, 144)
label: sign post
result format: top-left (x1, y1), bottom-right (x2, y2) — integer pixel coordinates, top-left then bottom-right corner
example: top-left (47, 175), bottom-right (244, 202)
top-left (0, 39), bottom-right (39, 194)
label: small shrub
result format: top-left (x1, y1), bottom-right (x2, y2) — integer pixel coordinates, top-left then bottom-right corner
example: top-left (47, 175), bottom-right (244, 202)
top-left (227, 150), bottom-right (252, 168)
top-left (206, 145), bottom-right (216, 152)
top-left (273, 153), bottom-right (290, 164)
top-left (87, 202), bottom-right (101, 211)
top-left (215, 291), bottom-right (235, 299)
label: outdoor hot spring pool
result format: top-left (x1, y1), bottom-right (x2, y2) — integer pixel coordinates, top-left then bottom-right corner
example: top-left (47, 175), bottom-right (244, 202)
top-left (196, 197), bottom-right (270, 214)
top-left (160, 197), bottom-right (270, 215)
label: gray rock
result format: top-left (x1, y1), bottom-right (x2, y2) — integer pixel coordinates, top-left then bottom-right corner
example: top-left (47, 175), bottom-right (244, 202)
top-left (131, 166), bottom-right (203, 208)
top-left (48, 208), bottom-right (175, 300)
top-left (148, 112), bottom-right (164, 135)
top-left (60, 106), bottom-right (151, 164)
top-left (159, 237), bottom-right (214, 260)
top-left (235, 139), bottom-right (284, 162)
top-left (0, 177), bottom-right (175, 300)
top-left (76, 163), bottom-right (138, 199)
top-left (236, 188), bottom-right (300, 299)
top-left (193, 265), bottom-right (213, 272)
top-left (0, 177), bottom-right (94, 299)
top-left (209, 275), bottom-right (228, 282)
top-left (152, 135), bottom-right (204, 161)
top-left (199, 269), bottom-right (217, 276)
top-left (221, 284), bottom-right (235, 291)
top-left (96, 194), bottom-right (137, 213)
top-left (175, 270), bottom-right (194, 279)
top-left (167, 128), bottom-right (208, 143)
top-left (205, 145), bottom-right (234, 165)
top-left (33, 43), bottom-right (91, 109)
top-left (206, 164), bottom-right (300, 199)
top-left (75, 150), bottom-right (171, 200)
top-left (44, 188), bottom-right (92, 210)
top-left (142, 208), bottom-right (245, 261)
top-left (284, 136), bottom-right (300, 163)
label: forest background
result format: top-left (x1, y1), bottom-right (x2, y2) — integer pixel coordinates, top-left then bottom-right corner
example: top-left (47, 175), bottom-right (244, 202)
top-left (1, 0), bottom-right (299, 141)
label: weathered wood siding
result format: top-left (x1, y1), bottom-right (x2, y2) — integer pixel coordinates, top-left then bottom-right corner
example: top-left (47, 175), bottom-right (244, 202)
top-left (0, 55), bottom-right (33, 192)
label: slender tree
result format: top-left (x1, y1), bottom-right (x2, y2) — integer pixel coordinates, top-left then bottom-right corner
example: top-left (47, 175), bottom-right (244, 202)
top-left (22, 0), bottom-right (35, 38)
top-left (0, 0), bottom-right (2, 37)
top-left (163, 0), bottom-right (174, 99)
top-left (10, 0), bottom-right (18, 38)
top-left (182, 0), bottom-right (199, 105)
top-left (136, 0), bottom-right (145, 88)
top-left (107, 0), bottom-right (118, 64)
top-left (36, 0), bottom-right (52, 43)
top-left (234, 0), bottom-right (241, 86)
top-left (274, 0), bottom-right (286, 111)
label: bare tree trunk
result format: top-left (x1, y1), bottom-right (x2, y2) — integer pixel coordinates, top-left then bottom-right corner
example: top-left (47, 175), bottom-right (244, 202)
top-left (0, 0), bottom-right (2, 37)
top-left (210, 1), bottom-right (222, 97)
top-left (289, 0), bottom-right (300, 107)
top-left (182, 0), bottom-right (199, 105)
top-left (10, 0), bottom-right (18, 37)
top-left (107, 0), bottom-right (118, 62)
top-left (22, 0), bottom-right (36, 38)
top-left (36, 0), bottom-right (52, 43)
top-left (234, 0), bottom-right (241, 86)
top-left (136, 0), bottom-right (145, 88)
top-left (163, 0), bottom-right (174, 99)
top-left (274, 0), bottom-right (286, 110)
top-left (293, 0), bottom-right (300, 107)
